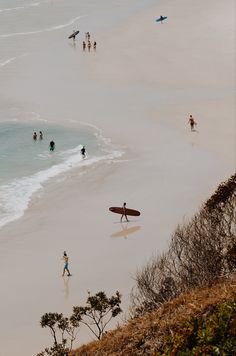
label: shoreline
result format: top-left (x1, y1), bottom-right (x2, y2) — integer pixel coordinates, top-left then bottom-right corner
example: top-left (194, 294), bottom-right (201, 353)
top-left (0, 0), bottom-right (235, 354)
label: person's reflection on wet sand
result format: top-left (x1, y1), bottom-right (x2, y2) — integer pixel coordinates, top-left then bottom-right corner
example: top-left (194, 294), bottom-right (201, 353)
top-left (62, 276), bottom-right (70, 300)
top-left (111, 224), bottom-right (141, 239)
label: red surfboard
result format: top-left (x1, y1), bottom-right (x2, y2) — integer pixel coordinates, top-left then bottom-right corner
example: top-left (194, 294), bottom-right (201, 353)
top-left (109, 207), bottom-right (140, 216)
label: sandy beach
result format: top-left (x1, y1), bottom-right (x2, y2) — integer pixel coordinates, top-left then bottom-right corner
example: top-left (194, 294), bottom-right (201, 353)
top-left (0, 0), bottom-right (235, 354)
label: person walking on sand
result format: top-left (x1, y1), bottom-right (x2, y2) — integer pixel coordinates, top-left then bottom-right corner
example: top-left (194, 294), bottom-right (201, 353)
top-left (188, 115), bottom-right (197, 132)
top-left (121, 202), bottom-right (129, 222)
top-left (62, 251), bottom-right (71, 276)
top-left (88, 40), bottom-right (91, 51)
top-left (93, 41), bottom-right (97, 50)
top-left (83, 41), bottom-right (86, 51)
top-left (33, 132), bottom-right (37, 140)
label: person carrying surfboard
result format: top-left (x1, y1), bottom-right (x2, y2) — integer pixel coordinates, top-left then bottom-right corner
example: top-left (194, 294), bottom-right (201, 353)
top-left (121, 202), bottom-right (129, 222)
top-left (62, 251), bottom-right (71, 277)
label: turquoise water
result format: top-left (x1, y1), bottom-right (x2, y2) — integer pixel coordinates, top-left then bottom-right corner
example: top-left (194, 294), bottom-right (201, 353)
top-left (0, 120), bottom-right (122, 227)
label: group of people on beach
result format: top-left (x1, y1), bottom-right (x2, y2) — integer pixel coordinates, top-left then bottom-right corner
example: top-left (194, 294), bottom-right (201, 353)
top-left (33, 131), bottom-right (55, 151)
top-left (83, 32), bottom-right (97, 51)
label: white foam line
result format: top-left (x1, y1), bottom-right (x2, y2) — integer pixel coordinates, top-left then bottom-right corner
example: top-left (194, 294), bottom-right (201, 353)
top-left (0, 53), bottom-right (29, 68)
top-left (0, 15), bottom-right (85, 38)
top-left (0, 148), bottom-right (123, 228)
top-left (0, 2), bottom-right (40, 13)
top-left (0, 57), bottom-right (17, 67)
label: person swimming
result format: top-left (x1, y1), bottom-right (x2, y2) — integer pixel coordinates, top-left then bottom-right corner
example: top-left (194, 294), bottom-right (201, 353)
top-left (49, 140), bottom-right (55, 151)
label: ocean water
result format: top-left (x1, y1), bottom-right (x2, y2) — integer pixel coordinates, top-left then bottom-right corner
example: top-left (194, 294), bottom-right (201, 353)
top-left (0, 120), bottom-right (122, 227)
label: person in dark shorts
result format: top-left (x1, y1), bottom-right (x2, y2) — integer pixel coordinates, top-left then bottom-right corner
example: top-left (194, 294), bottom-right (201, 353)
top-left (33, 132), bottom-right (37, 140)
top-left (121, 202), bottom-right (129, 222)
top-left (49, 140), bottom-right (55, 151)
top-left (39, 131), bottom-right (43, 139)
top-left (93, 41), bottom-right (97, 50)
top-left (188, 115), bottom-right (197, 131)
top-left (81, 146), bottom-right (86, 158)
top-left (83, 41), bottom-right (86, 50)
top-left (62, 251), bottom-right (71, 277)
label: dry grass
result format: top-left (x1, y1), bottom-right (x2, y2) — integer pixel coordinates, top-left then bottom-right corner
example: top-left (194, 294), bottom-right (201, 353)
top-left (70, 274), bottom-right (236, 356)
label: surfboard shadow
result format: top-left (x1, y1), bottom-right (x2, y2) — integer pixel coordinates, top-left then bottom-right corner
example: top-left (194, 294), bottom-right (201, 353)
top-left (111, 225), bottom-right (141, 239)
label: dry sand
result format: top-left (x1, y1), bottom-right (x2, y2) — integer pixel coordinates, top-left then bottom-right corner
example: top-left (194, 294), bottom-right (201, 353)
top-left (0, 0), bottom-right (235, 355)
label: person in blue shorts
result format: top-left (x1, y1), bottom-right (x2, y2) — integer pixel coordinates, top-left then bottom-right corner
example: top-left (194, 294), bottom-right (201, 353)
top-left (62, 251), bottom-right (71, 276)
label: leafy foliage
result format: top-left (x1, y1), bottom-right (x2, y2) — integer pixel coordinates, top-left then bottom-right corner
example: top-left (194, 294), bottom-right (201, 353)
top-left (161, 296), bottom-right (236, 354)
top-left (37, 291), bottom-right (122, 355)
top-left (73, 291), bottom-right (122, 340)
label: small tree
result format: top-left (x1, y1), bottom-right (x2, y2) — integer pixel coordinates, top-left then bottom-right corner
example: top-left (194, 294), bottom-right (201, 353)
top-left (73, 291), bottom-right (122, 340)
top-left (37, 312), bottom-right (80, 356)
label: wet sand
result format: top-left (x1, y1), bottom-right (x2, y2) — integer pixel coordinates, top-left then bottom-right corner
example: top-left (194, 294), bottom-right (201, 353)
top-left (0, 0), bottom-right (235, 354)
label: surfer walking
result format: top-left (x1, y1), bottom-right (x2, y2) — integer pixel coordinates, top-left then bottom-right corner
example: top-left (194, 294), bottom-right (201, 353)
top-left (160, 15), bottom-right (164, 23)
top-left (188, 115), bottom-right (197, 131)
top-left (62, 251), bottom-right (71, 277)
top-left (121, 202), bottom-right (129, 222)
top-left (49, 140), bottom-right (55, 151)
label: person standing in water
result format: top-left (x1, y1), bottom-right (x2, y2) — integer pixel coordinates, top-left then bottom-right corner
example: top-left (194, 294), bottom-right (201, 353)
top-left (93, 41), bottom-right (97, 50)
top-left (49, 140), bottom-right (55, 151)
top-left (121, 202), bottom-right (129, 222)
top-left (81, 146), bottom-right (86, 158)
top-left (39, 131), bottom-right (43, 139)
top-left (188, 114), bottom-right (197, 131)
top-left (62, 251), bottom-right (71, 277)
top-left (33, 132), bottom-right (37, 140)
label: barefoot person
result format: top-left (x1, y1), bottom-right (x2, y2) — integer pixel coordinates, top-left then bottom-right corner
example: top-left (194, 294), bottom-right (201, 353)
top-left (121, 202), bottom-right (129, 222)
top-left (62, 251), bottom-right (71, 277)
top-left (33, 132), bottom-right (37, 140)
top-left (39, 131), bottom-right (43, 140)
top-left (188, 115), bottom-right (197, 131)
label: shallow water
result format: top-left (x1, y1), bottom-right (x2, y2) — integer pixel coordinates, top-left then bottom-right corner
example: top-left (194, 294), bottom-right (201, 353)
top-left (0, 120), bottom-right (122, 227)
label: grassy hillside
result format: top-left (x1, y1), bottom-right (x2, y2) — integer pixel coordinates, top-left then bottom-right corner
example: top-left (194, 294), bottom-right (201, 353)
top-left (71, 274), bottom-right (236, 355)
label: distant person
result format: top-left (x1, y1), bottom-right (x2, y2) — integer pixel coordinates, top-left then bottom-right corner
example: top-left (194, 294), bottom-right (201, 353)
top-left (49, 140), bottom-right (55, 151)
top-left (83, 41), bottom-right (86, 51)
top-left (87, 32), bottom-right (90, 40)
top-left (93, 41), bottom-right (97, 50)
top-left (160, 15), bottom-right (164, 23)
top-left (39, 131), bottom-right (43, 140)
top-left (121, 202), bottom-right (129, 222)
top-left (72, 30), bottom-right (76, 41)
top-left (62, 251), bottom-right (71, 277)
top-left (88, 40), bottom-right (91, 51)
top-left (33, 132), bottom-right (37, 140)
top-left (188, 115), bottom-right (197, 131)
top-left (81, 146), bottom-right (86, 158)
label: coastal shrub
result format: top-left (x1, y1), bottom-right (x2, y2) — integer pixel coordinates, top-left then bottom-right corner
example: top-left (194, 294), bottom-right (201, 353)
top-left (72, 291), bottom-right (122, 340)
top-left (161, 296), bottom-right (236, 354)
top-left (132, 174), bottom-right (236, 316)
top-left (37, 291), bottom-right (122, 355)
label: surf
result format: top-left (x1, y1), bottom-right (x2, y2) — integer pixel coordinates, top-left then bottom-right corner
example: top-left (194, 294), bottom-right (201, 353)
top-left (0, 121), bottom-right (123, 228)
top-left (0, 15), bottom-right (85, 38)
